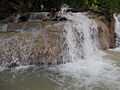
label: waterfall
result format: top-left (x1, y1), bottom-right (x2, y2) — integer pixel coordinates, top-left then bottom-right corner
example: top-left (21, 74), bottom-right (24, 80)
top-left (49, 12), bottom-right (120, 90)
top-left (114, 14), bottom-right (120, 36)
top-left (114, 14), bottom-right (120, 47)
top-left (63, 13), bottom-right (100, 62)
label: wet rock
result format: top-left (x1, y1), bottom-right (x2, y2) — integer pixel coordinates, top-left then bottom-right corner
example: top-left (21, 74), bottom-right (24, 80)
top-left (52, 16), bottom-right (67, 21)
top-left (109, 20), bottom-right (116, 48)
top-left (59, 17), bottom-right (67, 21)
top-left (95, 17), bottom-right (116, 50)
top-left (7, 16), bottom-right (16, 23)
top-left (66, 8), bottom-right (88, 12)
top-left (29, 12), bottom-right (50, 21)
top-left (7, 62), bottom-right (19, 68)
top-left (18, 14), bottom-right (30, 22)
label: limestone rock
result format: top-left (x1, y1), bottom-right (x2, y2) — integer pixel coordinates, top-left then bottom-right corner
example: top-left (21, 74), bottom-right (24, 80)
top-left (95, 17), bottom-right (116, 50)
top-left (0, 21), bottom-right (64, 66)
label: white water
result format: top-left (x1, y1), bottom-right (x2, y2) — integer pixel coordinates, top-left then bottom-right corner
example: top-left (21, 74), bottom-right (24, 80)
top-left (114, 14), bottom-right (120, 36)
top-left (114, 14), bottom-right (120, 47)
top-left (49, 13), bottom-right (120, 90)
top-left (63, 13), bottom-right (99, 61)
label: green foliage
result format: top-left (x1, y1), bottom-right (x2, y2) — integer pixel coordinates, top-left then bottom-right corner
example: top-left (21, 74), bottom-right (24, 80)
top-left (64, 0), bottom-right (120, 14)
top-left (64, 0), bottom-right (120, 21)
top-left (1, 0), bottom-right (120, 20)
top-left (64, 0), bottom-right (86, 8)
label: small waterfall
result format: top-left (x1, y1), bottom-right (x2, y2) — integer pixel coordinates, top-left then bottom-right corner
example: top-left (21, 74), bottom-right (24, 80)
top-left (114, 14), bottom-right (120, 36)
top-left (63, 13), bottom-right (100, 62)
top-left (49, 12), bottom-right (120, 90)
top-left (114, 14), bottom-right (120, 47)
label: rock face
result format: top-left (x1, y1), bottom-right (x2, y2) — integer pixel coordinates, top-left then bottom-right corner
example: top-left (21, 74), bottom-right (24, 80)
top-left (0, 21), bottom-right (64, 66)
top-left (95, 16), bottom-right (116, 49)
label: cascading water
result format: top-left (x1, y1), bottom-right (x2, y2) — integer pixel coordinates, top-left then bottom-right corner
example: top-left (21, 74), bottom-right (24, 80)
top-left (49, 12), bottom-right (120, 90)
top-left (63, 13), bottom-right (99, 61)
top-left (114, 14), bottom-right (120, 47)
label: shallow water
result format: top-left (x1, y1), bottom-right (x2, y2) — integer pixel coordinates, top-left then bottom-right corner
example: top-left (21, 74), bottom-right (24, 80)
top-left (0, 56), bottom-right (120, 90)
top-left (0, 66), bottom-right (57, 90)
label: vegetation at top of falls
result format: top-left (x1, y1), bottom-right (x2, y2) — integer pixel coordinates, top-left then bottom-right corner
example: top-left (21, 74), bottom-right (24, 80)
top-left (65, 0), bottom-right (120, 21)
top-left (0, 0), bottom-right (120, 21)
